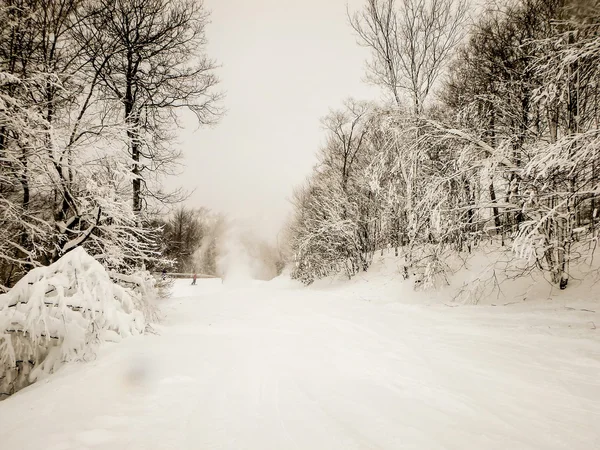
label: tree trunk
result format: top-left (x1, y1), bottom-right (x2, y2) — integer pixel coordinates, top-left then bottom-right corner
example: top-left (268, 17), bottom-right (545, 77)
top-left (489, 181), bottom-right (501, 233)
top-left (125, 51), bottom-right (141, 215)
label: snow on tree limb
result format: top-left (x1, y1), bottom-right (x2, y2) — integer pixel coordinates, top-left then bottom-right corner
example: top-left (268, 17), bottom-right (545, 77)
top-left (0, 248), bottom-right (146, 397)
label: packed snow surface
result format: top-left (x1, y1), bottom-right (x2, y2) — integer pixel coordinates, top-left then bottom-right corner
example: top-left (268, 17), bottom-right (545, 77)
top-left (1, 274), bottom-right (600, 449)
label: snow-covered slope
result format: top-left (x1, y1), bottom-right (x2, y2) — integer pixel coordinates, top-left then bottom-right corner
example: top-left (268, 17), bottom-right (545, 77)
top-left (1, 271), bottom-right (599, 449)
top-left (309, 248), bottom-right (600, 308)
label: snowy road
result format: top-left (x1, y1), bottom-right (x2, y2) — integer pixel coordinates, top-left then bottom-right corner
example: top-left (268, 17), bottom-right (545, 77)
top-left (2, 278), bottom-right (600, 450)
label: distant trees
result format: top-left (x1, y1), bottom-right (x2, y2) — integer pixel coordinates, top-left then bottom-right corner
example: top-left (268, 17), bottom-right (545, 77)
top-left (289, 0), bottom-right (600, 290)
top-left (155, 206), bottom-right (222, 273)
top-left (193, 212), bottom-right (226, 275)
top-left (157, 207), bottom-right (205, 272)
top-left (289, 100), bottom-right (380, 283)
top-left (0, 0), bottom-right (221, 289)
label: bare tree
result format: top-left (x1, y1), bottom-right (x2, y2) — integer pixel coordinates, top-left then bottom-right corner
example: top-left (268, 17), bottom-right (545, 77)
top-left (87, 0), bottom-right (223, 214)
top-left (350, 0), bottom-right (468, 114)
top-left (320, 99), bottom-right (372, 190)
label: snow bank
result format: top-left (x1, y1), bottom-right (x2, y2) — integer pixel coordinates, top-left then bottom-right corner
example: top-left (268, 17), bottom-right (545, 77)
top-left (0, 248), bottom-right (146, 398)
top-left (302, 244), bottom-right (600, 308)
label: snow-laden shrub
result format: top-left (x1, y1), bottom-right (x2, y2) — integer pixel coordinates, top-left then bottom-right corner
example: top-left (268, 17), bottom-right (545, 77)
top-left (109, 270), bottom-right (161, 324)
top-left (157, 277), bottom-right (175, 299)
top-left (0, 248), bottom-right (145, 398)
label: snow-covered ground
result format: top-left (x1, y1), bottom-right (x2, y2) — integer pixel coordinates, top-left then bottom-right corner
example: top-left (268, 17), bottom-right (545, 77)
top-left (1, 271), bottom-right (600, 450)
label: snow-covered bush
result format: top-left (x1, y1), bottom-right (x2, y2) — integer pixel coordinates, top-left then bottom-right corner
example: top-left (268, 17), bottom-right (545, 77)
top-left (109, 270), bottom-right (161, 324)
top-left (411, 244), bottom-right (452, 291)
top-left (155, 276), bottom-right (175, 301)
top-left (0, 248), bottom-right (146, 399)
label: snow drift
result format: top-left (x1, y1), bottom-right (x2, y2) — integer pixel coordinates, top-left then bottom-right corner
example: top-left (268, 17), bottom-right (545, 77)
top-left (0, 248), bottom-right (146, 398)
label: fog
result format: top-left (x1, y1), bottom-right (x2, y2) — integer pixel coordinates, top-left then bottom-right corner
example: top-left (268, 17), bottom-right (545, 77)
top-left (168, 0), bottom-right (380, 242)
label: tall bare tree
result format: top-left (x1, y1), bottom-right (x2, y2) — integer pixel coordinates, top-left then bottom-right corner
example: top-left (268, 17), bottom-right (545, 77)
top-left (350, 0), bottom-right (468, 114)
top-left (87, 0), bottom-right (222, 214)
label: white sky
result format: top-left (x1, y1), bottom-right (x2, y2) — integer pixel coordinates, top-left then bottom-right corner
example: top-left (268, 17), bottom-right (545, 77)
top-left (171, 0), bottom-right (380, 240)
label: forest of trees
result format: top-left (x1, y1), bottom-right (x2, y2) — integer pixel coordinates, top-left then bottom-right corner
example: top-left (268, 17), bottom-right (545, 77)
top-left (0, 0), bottom-right (221, 290)
top-left (288, 0), bottom-right (600, 290)
top-left (2, 0), bottom-right (598, 292)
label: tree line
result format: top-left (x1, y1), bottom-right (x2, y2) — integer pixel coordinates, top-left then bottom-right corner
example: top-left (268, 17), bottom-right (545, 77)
top-left (0, 0), bottom-right (221, 289)
top-left (287, 0), bottom-right (600, 290)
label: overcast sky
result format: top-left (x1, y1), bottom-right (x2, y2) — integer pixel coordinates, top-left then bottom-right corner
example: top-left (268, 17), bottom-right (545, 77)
top-left (170, 0), bottom-right (380, 240)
